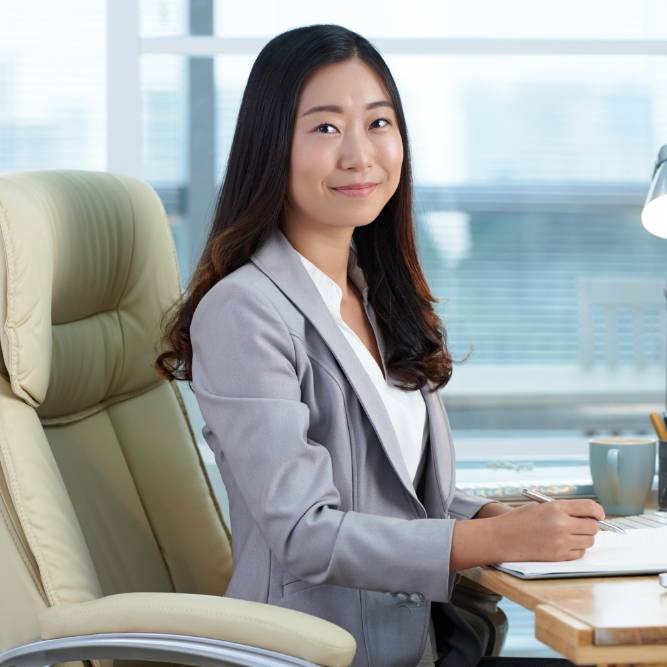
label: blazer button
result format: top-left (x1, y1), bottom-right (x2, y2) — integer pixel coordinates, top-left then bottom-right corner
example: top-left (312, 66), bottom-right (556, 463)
top-left (409, 592), bottom-right (424, 605)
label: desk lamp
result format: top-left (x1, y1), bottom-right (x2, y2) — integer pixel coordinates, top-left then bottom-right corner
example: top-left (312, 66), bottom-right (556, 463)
top-left (641, 144), bottom-right (667, 407)
top-left (641, 145), bottom-right (667, 239)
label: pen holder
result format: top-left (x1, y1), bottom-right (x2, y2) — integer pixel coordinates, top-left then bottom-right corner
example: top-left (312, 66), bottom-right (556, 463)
top-left (660, 440), bottom-right (667, 511)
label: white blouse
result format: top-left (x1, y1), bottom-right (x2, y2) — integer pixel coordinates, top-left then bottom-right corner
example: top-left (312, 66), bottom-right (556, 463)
top-left (295, 244), bottom-right (428, 485)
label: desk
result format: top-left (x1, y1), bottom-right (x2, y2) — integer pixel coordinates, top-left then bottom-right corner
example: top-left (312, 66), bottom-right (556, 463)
top-left (462, 560), bottom-right (667, 666)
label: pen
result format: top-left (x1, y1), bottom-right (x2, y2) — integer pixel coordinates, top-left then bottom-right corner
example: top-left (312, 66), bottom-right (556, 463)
top-left (521, 488), bottom-right (626, 534)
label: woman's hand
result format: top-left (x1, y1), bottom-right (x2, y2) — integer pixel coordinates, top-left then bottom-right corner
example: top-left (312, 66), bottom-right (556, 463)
top-left (449, 498), bottom-right (604, 571)
top-left (490, 499), bottom-right (604, 562)
top-left (472, 501), bottom-right (513, 519)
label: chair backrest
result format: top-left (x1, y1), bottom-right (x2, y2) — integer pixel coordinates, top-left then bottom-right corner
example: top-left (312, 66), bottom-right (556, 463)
top-left (0, 170), bottom-right (233, 666)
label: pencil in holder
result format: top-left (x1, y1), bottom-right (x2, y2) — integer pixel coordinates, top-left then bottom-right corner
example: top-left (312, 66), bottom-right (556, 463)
top-left (659, 439), bottom-right (667, 511)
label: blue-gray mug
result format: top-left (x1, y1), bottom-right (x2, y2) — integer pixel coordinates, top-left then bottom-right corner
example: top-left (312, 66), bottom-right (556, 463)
top-left (589, 436), bottom-right (656, 516)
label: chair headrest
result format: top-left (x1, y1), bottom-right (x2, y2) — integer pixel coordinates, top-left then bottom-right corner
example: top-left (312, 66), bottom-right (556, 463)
top-left (0, 170), bottom-right (182, 418)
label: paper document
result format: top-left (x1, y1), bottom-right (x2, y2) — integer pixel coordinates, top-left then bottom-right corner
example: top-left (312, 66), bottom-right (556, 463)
top-left (494, 526), bottom-right (667, 579)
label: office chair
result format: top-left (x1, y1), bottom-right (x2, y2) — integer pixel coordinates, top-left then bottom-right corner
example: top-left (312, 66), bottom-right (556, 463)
top-left (0, 169), bottom-right (505, 667)
top-left (0, 169), bottom-right (356, 667)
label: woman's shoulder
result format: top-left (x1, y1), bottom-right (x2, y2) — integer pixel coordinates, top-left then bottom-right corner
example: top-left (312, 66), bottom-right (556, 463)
top-left (189, 261), bottom-right (299, 368)
top-left (190, 261), bottom-right (289, 338)
top-left (197, 261), bottom-right (259, 305)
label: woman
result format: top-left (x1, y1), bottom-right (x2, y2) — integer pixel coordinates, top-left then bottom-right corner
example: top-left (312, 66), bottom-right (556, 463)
top-left (156, 24), bottom-right (604, 667)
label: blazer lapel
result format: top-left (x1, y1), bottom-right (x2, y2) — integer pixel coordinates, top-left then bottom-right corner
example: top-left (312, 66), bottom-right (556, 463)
top-left (420, 379), bottom-right (455, 514)
top-left (250, 226), bottom-right (452, 511)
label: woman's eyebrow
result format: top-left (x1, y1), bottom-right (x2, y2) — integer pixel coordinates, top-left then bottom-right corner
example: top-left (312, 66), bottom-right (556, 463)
top-left (300, 100), bottom-right (394, 117)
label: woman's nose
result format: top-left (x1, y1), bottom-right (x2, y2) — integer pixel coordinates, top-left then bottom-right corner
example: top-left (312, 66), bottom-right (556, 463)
top-left (339, 125), bottom-right (374, 170)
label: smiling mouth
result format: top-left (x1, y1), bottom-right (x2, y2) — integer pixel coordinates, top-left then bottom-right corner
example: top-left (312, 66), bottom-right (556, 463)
top-left (331, 183), bottom-right (378, 198)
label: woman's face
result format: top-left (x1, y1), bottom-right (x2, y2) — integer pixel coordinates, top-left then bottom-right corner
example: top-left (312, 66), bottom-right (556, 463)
top-left (286, 57), bottom-right (404, 233)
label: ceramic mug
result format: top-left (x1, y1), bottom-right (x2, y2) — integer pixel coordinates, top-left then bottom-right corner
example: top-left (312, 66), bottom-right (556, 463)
top-left (589, 436), bottom-right (656, 516)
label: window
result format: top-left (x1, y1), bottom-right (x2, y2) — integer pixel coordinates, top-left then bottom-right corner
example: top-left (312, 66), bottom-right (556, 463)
top-left (0, 0), bottom-right (106, 171)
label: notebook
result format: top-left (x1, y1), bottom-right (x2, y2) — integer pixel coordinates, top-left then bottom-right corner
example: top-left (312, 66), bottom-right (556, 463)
top-left (493, 516), bottom-right (667, 579)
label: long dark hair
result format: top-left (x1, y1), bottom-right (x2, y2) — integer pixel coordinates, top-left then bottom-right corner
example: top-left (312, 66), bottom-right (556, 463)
top-left (156, 23), bottom-right (461, 392)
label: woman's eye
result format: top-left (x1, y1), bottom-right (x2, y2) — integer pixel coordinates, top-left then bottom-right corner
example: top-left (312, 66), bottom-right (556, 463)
top-left (315, 123), bottom-right (337, 134)
top-left (314, 118), bottom-right (392, 134)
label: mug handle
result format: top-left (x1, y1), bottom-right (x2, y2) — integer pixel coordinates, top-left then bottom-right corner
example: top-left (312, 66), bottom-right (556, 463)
top-left (607, 448), bottom-right (621, 503)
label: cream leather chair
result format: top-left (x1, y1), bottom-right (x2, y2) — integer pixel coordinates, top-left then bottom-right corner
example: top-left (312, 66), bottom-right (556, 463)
top-left (0, 169), bottom-right (356, 667)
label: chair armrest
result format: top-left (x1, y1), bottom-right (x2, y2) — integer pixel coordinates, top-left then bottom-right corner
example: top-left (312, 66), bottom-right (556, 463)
top-left (24, 591), bottom-right (354, 667)
top-left (450, 575), bottom-right (508, 656)
top-left (0, 631), bottom-right (332, 667)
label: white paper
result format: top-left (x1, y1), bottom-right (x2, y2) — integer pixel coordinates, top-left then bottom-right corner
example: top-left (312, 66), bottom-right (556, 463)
top-left (496, 526), bottom-right (667, 576)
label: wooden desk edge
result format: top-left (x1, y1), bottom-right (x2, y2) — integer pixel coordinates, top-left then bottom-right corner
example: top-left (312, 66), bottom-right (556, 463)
top-left (460, 566), bottom-right (543, 611)
top-left (536, 604), bottom-right (667, 666)
top-left (460, 568), bottom-right (667, 666)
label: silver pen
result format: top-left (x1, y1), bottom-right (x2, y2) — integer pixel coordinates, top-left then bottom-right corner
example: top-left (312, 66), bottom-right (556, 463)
top-left (521, 488), bottom-right (626, 534)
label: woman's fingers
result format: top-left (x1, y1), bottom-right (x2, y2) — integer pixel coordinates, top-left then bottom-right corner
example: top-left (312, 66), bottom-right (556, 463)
top-left (567, 517), bottom-right (601, 536)
top-left (560, 498), bottom-right (605, 520)
top-left (570, 534), bottom-right (596, 550)
top-left (491, 499), bottom-right (603, 563)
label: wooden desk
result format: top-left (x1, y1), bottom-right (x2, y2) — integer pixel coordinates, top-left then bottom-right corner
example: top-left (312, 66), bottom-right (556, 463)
top-left (462, 563), bottom-right (667, 666)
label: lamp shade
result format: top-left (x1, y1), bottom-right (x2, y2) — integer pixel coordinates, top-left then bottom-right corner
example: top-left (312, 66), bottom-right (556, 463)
top-left (641, 144), bottom-right (667, 238)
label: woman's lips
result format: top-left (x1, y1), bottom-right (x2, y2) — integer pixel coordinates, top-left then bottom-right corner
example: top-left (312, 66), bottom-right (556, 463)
top-left (332, 183), bottom-right (378, 198)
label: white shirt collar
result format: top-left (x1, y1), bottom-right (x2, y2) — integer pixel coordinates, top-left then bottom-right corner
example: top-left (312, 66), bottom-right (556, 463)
top-left (295, 244), bottom-right (369, 322)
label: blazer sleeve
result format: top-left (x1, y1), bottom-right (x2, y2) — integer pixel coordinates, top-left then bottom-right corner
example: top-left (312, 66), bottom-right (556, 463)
top-left (190, 280), bottom-right (461, 603)
top-left (447, 489), bottom-right (496, 520)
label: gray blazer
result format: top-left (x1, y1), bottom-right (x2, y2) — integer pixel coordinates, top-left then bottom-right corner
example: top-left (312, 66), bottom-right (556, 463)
top-left (190, 226), bottom-right (494, 667)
